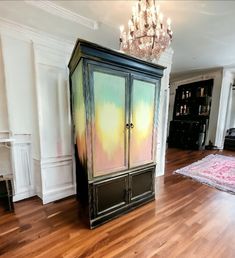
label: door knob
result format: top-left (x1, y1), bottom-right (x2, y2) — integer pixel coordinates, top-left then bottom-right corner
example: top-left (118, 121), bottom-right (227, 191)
top-left (126, 123), bottom-right (130, 129)
top-left (130, 123), bottom-right (134, 129)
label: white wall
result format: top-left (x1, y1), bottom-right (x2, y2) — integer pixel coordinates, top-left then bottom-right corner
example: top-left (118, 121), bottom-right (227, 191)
top-left (214, 70), bottom-right (234, 148)
top-left (229, 90), bottom-right (235, 128)
top-left (1, 36), bottom-right (35, 134)
top-left (155, 48), bottom-right (174, 176)
top-left (0, 38), bottom-right (8, 131)
top-left (224, 71), bottom-right (235, 133)
top-left (0, 18), bottom-right (74, 204)
top-left (33, 43), bottom-right (74, 203)
top-left (0, 33), bottom-right (38, 200)
top-left (169, 68), bottom-right (225, 147)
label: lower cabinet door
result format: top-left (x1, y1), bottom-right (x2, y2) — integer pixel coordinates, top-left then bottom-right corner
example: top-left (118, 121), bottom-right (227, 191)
top-left (129, 168), bottom-right (155, 202)
top-left (93, 174), bottom-right (129, 216)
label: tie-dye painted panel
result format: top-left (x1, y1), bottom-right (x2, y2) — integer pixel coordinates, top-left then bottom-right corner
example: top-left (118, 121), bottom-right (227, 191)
top-left (130, 79), bottom-right (155, 167)
top-left (93, 71), bottom-right (127, 176)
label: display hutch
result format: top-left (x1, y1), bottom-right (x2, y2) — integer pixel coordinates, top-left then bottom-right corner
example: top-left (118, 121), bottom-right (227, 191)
top-left (68, 39), bottom-right (164, 228)
top-left (0, 138), bottom-right (14, 211)
top-left (168, 79), bottom-right (213, 149)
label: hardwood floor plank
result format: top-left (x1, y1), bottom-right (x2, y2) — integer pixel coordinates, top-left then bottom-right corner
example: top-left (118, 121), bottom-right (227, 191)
top-left (0, 148), bottom-right (235, 257)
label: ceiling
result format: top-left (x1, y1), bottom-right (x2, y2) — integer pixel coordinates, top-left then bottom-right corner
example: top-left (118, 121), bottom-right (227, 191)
top-left (0, 1), bottom-right (235, 74)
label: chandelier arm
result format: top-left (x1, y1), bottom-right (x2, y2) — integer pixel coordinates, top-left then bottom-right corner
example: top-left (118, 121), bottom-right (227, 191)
top-left (152, 35), bottom-right (156, 50)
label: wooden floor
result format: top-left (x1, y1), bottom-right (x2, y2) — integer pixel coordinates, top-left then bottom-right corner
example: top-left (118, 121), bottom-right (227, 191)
top-left (1, 148), bottom-right (235, 258)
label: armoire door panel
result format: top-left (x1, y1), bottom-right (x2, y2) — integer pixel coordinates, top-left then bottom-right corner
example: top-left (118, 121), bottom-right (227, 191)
top-left (94, 175), bottom-right (128, 216)
top-left (130, 78), bottom-right (156, 168)
top-left (130, 168), bottom-right (154, 202)
top-left (91, 68), bottom-right (128, 177)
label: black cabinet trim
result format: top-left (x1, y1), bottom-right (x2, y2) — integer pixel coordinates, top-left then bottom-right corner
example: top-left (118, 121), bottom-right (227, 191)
top-left (68, 39), bottom-right (165, 77)
top-left (93, 174), bottom-right (129, 217)
top-left (129, 168), bottom-right (155, 203)
top-left (90, 194), bottom-right (155, 229)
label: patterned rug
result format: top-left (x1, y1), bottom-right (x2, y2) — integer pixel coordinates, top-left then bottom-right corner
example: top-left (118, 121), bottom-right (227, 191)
top-left (174, 154), bottom-right (235, 194)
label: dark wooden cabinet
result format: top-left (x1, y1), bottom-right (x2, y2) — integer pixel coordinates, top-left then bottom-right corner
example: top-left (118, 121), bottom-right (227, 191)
top-left (68, 39), bottom-right (164, 228)
top-left (168, 79), bottom-right (213, 150)
top-left (224, 128), bottom-right (235, 150)
top-left (0, 177), bottom-right (14, 211)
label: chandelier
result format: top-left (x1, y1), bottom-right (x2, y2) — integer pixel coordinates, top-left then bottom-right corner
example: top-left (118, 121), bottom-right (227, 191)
top-left (119, 0), bottom-right (173, 61)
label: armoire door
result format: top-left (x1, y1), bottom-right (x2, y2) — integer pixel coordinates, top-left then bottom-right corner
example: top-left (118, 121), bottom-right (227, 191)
top-left (89, 64), bottom-right (129, 177)
top-left (129, 76), bottom-right (158, 168)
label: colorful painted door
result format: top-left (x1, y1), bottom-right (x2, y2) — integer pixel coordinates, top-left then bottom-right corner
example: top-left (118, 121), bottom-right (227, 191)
top-left (92, 67), bottom-right (128, 177)
top-left (129, 77), bottom-right (157, 168)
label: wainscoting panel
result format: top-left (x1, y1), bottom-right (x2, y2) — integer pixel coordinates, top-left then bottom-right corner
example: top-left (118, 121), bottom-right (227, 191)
top-left (41, 156), bottom-right (75, 204)
top-left (12, 135), bottom-right (35, 202)
top-left (34, 44), bottom-right (75, 204)
top-left (37, 64), bottom-right (72, 158)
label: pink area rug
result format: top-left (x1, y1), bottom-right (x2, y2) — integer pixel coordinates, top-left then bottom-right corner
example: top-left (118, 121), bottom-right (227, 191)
top-left (174, 154), bottom-right (235, 194)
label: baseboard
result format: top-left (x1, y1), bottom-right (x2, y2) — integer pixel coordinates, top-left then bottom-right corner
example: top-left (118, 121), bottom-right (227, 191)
top-left (13, 189), bottom-right (35, 202)
top-left (42, 184), bottom-right (76, 204)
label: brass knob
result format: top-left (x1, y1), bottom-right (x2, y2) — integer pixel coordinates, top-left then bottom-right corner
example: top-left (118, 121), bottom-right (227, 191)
top-left (126, 123), bottom-right (130, 129)
top-left (130, 123), bottom-right (134, 129)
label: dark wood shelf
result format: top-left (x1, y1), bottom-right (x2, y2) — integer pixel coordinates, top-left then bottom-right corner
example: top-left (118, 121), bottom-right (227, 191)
top-left (168, 79), bottom-right (213, 150)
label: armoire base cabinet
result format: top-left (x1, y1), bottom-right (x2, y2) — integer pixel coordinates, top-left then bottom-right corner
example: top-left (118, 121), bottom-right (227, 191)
top-left (68, 39), bottom-right (164, 228)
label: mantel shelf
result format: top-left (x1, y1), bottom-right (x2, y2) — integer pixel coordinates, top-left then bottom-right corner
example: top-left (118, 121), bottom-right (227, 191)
top-left (0, 139), bottom-right (14, 143)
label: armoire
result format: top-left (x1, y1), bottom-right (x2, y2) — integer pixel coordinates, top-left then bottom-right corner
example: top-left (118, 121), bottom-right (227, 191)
top-left (68, 39), bottom-right (164, 228)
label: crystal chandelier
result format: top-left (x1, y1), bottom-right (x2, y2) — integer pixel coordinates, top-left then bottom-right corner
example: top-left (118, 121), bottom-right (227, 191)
top-left (119, 0), bottom-right (173, 61)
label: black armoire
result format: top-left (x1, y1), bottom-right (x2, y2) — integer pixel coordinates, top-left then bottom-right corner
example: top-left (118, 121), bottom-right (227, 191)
top-left (68, 39), bottom-right (164, 228)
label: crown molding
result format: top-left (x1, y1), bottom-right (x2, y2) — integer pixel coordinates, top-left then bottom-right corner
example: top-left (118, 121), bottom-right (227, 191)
top-left (24, 0), bottom-right (99, 30)
top-left (170, 72), bottom-right (219, 89)
top-left (0, 17), bottom-right (74, 54)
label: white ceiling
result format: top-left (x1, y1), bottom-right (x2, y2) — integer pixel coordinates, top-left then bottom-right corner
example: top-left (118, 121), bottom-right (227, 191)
top-left (0, 1), bottom-right (235, 74)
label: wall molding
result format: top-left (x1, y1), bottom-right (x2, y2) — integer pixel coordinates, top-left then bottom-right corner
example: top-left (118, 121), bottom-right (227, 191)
top-left (42, 184), bottom-right (75, 204)
top-left (33, 159), bottom-right (42, 199)
top-left (33, 156), bottom-right (75, 204)
top-left (215, 70), bottom-right (234, 148)
top-left (42, 156), bottom-right (72, 165)
top-left (170, 71), bottom-right (220, 89)
top-left (13, 187), bottom-right (35, 202)
top-left (0, 17), bottom-right (73, 53)
top-left (0, 17), bottom-right (75, 204)
top-left (0, 131), bottom-right (11, 139)
top-left (12, 137), bottom-right (35, 202)
top-left (41, 159), bottom-right (74, 204)
top-left (34, 155), bottom-right (73, 168)
top-left (154, 48), bottom-right (174, 176)
top-left (24, 1), bottom-right (99, 30)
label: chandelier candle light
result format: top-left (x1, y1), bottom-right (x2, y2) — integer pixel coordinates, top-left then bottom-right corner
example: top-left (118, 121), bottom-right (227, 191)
top-left (119, 0), bottom-right (173, 61)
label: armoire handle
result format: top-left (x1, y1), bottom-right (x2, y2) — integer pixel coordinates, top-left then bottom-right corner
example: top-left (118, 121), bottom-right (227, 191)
top-left (126, 123), bottom-right (130, 129)
top-left (130, 123), bottom-right (134, 129)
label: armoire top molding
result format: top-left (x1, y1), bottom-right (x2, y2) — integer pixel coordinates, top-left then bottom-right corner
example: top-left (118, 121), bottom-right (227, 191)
top-left (68, 38), bottom-right (166, 77)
